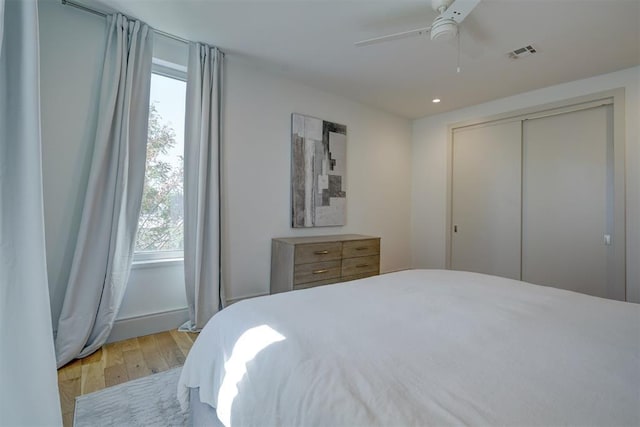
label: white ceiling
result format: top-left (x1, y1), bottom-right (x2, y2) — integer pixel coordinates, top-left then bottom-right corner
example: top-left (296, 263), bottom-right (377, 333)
top-left (89, 0), bottom-right (640, 119)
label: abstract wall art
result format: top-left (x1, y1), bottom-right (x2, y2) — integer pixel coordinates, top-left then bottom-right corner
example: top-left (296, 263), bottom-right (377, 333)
top-left (291, 113), bottom-right (347, 227)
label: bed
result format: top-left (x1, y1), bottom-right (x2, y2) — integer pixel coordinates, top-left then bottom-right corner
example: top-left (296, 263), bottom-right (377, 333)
top-left (177, 269), bottom-right (640, 426)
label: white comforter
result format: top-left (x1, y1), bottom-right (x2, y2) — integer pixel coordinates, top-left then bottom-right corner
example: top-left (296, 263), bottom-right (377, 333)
top-left (178, 269), bottom-right (640, 426)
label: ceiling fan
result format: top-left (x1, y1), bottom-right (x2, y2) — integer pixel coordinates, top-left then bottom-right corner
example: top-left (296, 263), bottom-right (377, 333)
top-left (355, 0), bottom-right (481, 48)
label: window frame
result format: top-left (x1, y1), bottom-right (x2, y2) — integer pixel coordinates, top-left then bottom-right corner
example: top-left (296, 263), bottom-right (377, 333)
top-left (133, 59), bottom-right (188, 265)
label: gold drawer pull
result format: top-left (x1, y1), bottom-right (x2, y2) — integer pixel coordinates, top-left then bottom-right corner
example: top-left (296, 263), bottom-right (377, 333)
top-left (312, 269), bottom-right (329, 274)
top-left (314, 250), bottom-right (329, 255)
top-left (356, 264), bottom-right (369, 268)
top-left (355, 247), bottom-right (368, 251)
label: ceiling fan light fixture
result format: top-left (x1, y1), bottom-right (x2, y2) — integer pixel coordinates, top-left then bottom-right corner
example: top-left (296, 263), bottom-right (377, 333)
top-left (430, 18), bottom-right (458, 41)
top-left (354, 0), bottom-right (479, 47)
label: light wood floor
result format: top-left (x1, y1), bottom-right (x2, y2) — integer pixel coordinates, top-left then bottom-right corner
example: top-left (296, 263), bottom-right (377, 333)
top-left (57, 329), bottom-right (198, 427)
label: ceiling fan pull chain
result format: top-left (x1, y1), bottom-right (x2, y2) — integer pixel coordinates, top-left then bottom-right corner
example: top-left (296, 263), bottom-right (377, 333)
top-left (456, 30), bottom-right (461, 73)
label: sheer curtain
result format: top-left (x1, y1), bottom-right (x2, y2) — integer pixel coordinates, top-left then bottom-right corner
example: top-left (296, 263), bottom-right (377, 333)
top-left (0, 0), bottom-right (62, 424)
top-left (54, 14), bottom-right (153, 367)
top-left (181, 43), bottom-right (224, 331)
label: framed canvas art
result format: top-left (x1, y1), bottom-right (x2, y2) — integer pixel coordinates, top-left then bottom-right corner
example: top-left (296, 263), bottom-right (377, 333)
top-left (291, 113), bottom-right (347, 227)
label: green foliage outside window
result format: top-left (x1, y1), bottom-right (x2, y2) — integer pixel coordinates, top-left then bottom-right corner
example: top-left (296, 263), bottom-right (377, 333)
top-left (135, 103), bottom-right (184, 252)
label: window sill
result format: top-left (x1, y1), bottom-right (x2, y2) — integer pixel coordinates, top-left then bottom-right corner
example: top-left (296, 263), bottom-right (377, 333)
top-left (131, 257), bottom-right (184, 269)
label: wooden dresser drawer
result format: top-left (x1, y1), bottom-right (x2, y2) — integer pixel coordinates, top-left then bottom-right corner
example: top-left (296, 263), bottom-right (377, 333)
top-left (295, 242), bottom-right (342, 264)
top-left (341, 254), bottom-right (379, 277)
top-left (270, 234), bottom-right (381, 294)
top-left (342, 239), bottom-right (380, 258)
top-left (294, 260), bottom-right (341, 285)
top-left (342, 271), bottom-right (378, 282)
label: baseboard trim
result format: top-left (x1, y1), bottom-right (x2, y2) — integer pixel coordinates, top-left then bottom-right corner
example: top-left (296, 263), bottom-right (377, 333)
top-left (107, 307), bottom-right (190, 343)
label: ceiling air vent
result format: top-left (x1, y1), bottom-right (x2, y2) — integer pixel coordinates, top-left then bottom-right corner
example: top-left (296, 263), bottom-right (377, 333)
top-left (508, 45), bottom-right (537, 60)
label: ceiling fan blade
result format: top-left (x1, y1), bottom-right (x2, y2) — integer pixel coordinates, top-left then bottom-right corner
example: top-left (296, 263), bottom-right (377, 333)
top-left (440, 0), bottom-right (481, 24)
top-left (355, 26), bottom-right (432, 47)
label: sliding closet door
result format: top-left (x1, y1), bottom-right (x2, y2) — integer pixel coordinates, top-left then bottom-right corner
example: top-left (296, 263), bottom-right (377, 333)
top-left (522, 105), bottom-right (614, 298)
top-left (451, 121), bottom-right (522, 280)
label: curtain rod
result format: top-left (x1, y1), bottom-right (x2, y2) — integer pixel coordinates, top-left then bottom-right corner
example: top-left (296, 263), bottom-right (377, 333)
top-left (61, 0), bottom-right (191, 46)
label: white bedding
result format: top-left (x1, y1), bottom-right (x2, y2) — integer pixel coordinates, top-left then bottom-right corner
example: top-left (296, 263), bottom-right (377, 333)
top-left (178, 269), bottom-right (640, 426)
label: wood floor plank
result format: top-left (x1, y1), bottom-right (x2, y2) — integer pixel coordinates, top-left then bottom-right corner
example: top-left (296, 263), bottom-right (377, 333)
top-left (122, 348), bottom-right (152, 380)
top-left (154, 331), bottom-right (186, 368)
top-left (104, 363), bottom-right (129, 387)
top-left (80, 360), bottom-right (105, 394)
top-left (186, 331), bottom-right (199, 343)
top-left (80, 347), bottom-right (105, 395)
top-left (58, 376), bottom-right (80, 427)
top-left (61, 410), bottom-right (74, 427)
top-left (169, 329), bottom-right (196, 358)
top-left (58, 358), bottom-right (82, 381)
top-left (102, 342), bottom-right (124, 368)
top-left (81, 348), bottom-right (103, 366)
top-left (118, 336), bottom-right (141, 353)
top-left (138, 335), bottom-right (170, 374)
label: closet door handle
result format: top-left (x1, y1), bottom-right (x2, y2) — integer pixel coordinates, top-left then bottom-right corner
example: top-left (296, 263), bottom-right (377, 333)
top-left (454, 225), bottom-right (458, 233)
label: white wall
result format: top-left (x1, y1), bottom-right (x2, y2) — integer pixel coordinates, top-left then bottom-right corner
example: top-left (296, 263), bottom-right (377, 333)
top-left (223, 58), bottom-right (412, 301)
top-left (38, 1), bottom-right (412, 338)
top-left (411, 66), bottom-right (640, 302)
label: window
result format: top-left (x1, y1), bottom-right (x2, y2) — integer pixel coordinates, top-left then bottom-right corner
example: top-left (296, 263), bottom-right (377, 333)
top-left (134, 63), bottom-right (187, 262)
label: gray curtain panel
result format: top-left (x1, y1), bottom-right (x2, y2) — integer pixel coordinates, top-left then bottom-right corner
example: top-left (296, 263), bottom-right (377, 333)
top-left (54, 14), bottom-right (154, 368)
top-left (181, 43), bottom-right (224, 331)
top-left (0, 0), bottom-right (62, 424)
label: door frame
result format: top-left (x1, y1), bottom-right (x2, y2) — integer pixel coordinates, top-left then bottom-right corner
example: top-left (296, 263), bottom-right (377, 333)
top-left (445, 88), bottom-right (626, 300)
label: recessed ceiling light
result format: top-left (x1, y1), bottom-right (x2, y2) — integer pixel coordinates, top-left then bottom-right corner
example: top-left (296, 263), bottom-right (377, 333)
top-left (432, 98), bottom-right (441, 103)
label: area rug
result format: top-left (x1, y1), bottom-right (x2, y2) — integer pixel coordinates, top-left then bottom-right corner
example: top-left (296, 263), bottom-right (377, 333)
top-left (74, 367), bottom-right (188, 427)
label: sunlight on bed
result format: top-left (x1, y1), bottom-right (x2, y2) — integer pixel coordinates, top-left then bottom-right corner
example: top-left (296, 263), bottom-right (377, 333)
top-left (216, 325), bottom-right (286, 426)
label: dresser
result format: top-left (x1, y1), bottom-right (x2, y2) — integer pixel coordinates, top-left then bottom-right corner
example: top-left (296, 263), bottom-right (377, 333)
top-left (270, 234), bottom-right (381, 294)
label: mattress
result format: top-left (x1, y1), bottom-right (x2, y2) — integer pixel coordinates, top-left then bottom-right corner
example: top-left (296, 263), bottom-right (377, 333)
top-left (178, 269), bottom-right (640, 426)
